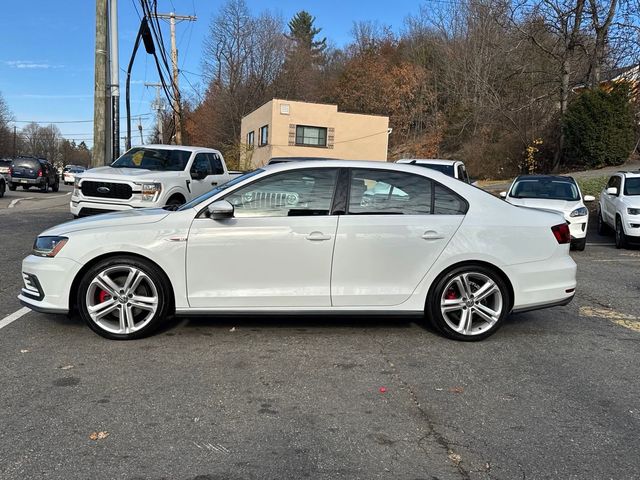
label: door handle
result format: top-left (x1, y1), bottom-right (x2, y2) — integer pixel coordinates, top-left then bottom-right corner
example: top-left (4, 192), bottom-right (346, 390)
top-left (306, 231), bottom-right (332, 241)
top-left (422, 230), bottom-right (445, 240)
top-left (211, 181), bottom-right (218, 186)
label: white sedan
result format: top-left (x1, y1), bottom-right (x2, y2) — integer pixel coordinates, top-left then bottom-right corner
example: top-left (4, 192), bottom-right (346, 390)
top-left (501, 175), bottom-right (594, 251)
top-left (19, 161), bottom-right (576, 341)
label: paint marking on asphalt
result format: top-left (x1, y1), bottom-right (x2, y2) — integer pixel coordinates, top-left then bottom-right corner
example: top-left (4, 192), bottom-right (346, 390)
top-left (8, 197), bottom-right (34, 208)
top-left (0, 307), bottom-right (31, 330)
top-left (580, 306), bottom-right (640, 333)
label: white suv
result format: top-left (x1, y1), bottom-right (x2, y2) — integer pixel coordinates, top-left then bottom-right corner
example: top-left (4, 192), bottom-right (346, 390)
top-left (598, 171), bottom-right (640, 248)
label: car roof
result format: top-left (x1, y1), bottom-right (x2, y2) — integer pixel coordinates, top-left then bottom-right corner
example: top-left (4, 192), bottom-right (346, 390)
top-left (514, 175), bottom-right (576, 182)
top-left (618, 170), bottom-right (640, 178)
top-left (136, 144), bottom-right (219, 153)
top-left (396, 159), bottom-right (459, 166)
top-left (262, 159), bottom-right (455, 178)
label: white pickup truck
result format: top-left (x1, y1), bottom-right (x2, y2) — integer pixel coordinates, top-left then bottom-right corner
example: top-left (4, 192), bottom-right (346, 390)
top-left (71, 145), bottom-right (242, 217)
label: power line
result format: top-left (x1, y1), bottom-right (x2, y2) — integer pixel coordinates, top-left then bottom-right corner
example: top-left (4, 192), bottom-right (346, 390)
top-left (10, 113), bottom-right (154, 124)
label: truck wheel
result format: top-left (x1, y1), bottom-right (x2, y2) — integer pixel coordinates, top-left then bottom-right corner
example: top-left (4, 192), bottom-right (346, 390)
top-left (165, 195), bottom-right (185, 210)
top-left (9, 183), bottom-right (16, 191)
top-left (0, 181), bottom-right (5, 198)
top-left (52, 179), bottom-right (59, 192)
top-left (40, 180), bottom-right (49, 193)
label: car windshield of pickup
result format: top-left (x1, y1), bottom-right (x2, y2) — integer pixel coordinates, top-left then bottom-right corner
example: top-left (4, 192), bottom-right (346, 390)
top-left (111, 147), bottom-right (191, 171)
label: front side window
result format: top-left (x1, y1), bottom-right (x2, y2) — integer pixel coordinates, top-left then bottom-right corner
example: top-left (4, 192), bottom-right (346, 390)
top-left (225, 168), bottom-right (338, 218)
top-left (190, 153), bottom-right (212, 176)
top-left (112, 147), bottom-right (191, 171)
top-left (295, 125), bottom-right (327, 147)
top-left (259, 125), bottom-right (269, 146)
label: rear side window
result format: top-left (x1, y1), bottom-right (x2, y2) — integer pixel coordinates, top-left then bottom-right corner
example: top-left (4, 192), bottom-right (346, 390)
top-left (209, 153), bottom-right (224, 175)
top-left (348, 169), bottom-right (468, 215)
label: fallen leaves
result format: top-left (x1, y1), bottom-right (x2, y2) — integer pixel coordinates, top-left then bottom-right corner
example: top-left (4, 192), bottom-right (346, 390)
top-left (448, 386), bottom-right (464, 394)
top-left (89, 431), bottom-right (109, 441)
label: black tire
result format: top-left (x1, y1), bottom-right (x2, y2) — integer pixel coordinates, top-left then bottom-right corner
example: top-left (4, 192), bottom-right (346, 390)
top-left (571, 237), bottom-right (586, 251)
top-left (615, 217), bottom-right (628, 249)
top-left (40, 180), bottom-right (49, 193)
top-left (427, 264), bottom-right (510, 342)
top-left (597, 210), bottom-right (609, 236)
top-left (52, 180), bottom-right (59, 192)
top-left (77, 256), bottom-right (173, 340)
top-left (165, 195), bottom-right (185, 210)
top-left (9, 183), bottom-right (16, 191)
top-left (0, 180), bottom-right (5, 198)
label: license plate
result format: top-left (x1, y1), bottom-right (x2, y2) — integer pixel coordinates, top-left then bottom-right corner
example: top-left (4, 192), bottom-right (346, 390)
top-left (19, 179), bottom-right (27, 183)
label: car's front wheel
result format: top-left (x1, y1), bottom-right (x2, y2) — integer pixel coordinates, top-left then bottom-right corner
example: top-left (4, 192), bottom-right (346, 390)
top-left (615, 217), bottom-right (628, 249)
top-left (571, 238), bottom-right (586, 251)
top-left (597, 209), bottom-right (609, 235)
top-left (77, 256), bottom-right (172, 340)
top-left (427, 265), bottom-right (510, 341)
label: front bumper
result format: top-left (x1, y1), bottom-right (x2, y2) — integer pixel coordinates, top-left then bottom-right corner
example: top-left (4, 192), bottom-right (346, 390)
top-left (567, 217), bottom-right (587, 240)
top-left (17, 255), bottom-right (82, 314)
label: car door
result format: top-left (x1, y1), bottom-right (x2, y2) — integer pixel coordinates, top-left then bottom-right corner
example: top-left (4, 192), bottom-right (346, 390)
top-left (603, 176), bottom-right (620, 224)
top-left (186, 167), bottom-right (340, 308)
top-left (331, 168), bottom-right (467, 307)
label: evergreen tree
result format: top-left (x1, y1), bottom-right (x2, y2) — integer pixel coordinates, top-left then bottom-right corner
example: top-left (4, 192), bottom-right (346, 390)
top-left (287, 11), bottom-right (326, 56)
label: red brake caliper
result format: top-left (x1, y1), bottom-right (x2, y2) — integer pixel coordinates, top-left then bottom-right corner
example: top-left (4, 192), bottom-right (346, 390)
top-left (98, 289), bottom-right (110, 303)
top-left (445, 288), bottom-right (458, 300)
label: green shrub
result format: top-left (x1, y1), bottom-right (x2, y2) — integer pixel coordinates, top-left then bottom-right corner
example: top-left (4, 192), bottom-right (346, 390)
top-left (577, 176), bottom-right (608, 197)
top-left (563, 83), bottom-right (636, 169)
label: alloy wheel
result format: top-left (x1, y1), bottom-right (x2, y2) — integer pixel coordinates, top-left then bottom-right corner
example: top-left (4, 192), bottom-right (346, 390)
top-left (440, 272), bottom-right (503, 336)
top-left (85, 265), bottom-right (159, 335)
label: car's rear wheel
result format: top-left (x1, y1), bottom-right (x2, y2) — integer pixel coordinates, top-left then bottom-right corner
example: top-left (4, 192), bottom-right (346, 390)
top-left (615, 217), bottom-right (628, 249)
top-left (40, 180), bottom-right (49, 193)
top-left (77, 256), bottom-right (172, 340)
top-left (0, 180), bottom-right (5, 198)
top-left (428, 265), bottom-right (510, 341)
top-left (9, 183), bottom-right (16, 191)
top-left (52, 179), bottom-right (59, 192)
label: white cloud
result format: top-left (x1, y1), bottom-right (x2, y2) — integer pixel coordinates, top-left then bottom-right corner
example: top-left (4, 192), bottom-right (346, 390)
top-left (5, 60), bottom-right (63, 69)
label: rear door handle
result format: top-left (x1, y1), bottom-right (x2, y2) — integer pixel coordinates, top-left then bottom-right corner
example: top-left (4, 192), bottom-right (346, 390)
top-left (422, 230), bottom-right (445, 240)
top-left (306, 231), bottom-right (332, 241)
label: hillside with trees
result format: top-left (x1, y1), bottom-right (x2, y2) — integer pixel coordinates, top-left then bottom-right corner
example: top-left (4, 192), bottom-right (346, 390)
top-left (184, 0), bottom-right (640, 178)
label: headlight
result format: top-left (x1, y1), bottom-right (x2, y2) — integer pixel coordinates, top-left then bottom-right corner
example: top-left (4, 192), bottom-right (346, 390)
top-left (73, 178), bottom-right (80, 196)
top-left (570, 207), bottom-right (588, 217)
top-left (139, 182), bottom-right (162, 201)
top-left (628, 208), bottom-right (640, 216)
top-left (33, 236), bottom-right (68, 257)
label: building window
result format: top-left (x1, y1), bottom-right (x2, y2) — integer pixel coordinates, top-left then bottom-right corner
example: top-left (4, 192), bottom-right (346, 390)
top-left (295, 125), bottom-right (327, 147)
top-left (246, 130), bottom-right (255, 146)
top-left (259, 125), bottom-right (269, 146)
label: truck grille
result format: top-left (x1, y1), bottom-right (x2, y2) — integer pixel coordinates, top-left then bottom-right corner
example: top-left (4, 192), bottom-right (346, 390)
top-left (246, 191), bottom-right (299, 209)
top-left (81, 181), bottom-right (132, 199)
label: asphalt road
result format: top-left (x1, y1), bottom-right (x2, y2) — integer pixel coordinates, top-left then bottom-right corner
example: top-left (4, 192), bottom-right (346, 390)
top-left (0, 197), bottom-right (639, 480)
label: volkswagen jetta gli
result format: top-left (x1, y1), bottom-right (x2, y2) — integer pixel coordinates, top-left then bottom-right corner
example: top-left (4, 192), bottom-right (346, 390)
top-left (19, 161), bottom-right (577, 341)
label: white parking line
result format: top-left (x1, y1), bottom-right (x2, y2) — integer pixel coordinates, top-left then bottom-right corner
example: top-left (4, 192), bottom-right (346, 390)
top-left (8, 197), bottom-right (34, 208)
top-left (0, 307), bottom-right (31, 330)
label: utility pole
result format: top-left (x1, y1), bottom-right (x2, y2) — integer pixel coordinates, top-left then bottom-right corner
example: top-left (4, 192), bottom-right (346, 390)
top-left (145, 82), bottom-right (164, 143)
top-left (13, 126), bottom-right (16, 157)
top-left (150, 12), bottom-right (196, 145)
top-left (137, 117), bottom-right (144, 145)
top-left (92, 0), bottom-right (109, 167)
top-left (109, 0), bottom-right (120, 160)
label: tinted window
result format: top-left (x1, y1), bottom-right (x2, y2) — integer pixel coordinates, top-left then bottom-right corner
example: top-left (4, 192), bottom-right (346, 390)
top-left (225, 168), bottom-right (338, 218)
top-left (510, 178), bottom-right (579, 201)
top-left (12, 159), bottom-right (40, 169)
top-left (111, 148), bottom-right (191, 171)
top-left (434, 184), bottom-right (467, 214)
top-left (349, 169), bottom-right (432, 215)
top-left (414, 163), bottom-right (455, 177)
top-left (624, 177), bottom-right (640, 196)
top-left (180, 170), bottom-right (264, 211)
top-left (210, 153), bottom-right (224, 175)
top-left (190, 153), bottom-right (212, 175)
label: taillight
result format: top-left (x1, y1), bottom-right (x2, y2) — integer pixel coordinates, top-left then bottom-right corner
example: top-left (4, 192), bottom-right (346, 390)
top-left (551, 223), bottom-right (570, 244)
top-left (37, 169), bottom-right (42, 177)
top-left (8, 166), bottom-right (13, 175)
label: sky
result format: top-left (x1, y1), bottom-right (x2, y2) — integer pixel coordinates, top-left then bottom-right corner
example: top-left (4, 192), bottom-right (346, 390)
top-left (0, 0), bottom-right (427, 149)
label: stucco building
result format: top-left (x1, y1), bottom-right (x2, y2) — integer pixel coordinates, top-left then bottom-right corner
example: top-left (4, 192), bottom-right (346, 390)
top-left (240, 99), bottom-right (390, 168)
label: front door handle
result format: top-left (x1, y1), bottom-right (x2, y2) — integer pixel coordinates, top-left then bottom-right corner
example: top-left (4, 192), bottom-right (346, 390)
top-left (306, 231), bottom-right (332, 241)
top-left (422, 230), bottom-right (445, 240)
top-left (211, 181), bottom-right (218, 186)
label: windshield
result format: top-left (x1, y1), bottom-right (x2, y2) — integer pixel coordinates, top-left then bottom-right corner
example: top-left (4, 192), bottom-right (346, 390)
top-left (111, 147), bottom-right (191, 171)
top-left (624, 178), bottom-right (640, 196)
top-left (414, 163), bottom-right (455, 177)
top-left (510, 179), bottom-right (579, 201)
top-left (178, 169), bottom-right (263, 211)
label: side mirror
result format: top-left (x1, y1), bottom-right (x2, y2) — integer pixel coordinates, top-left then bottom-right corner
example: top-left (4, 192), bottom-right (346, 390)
top-left (499, 191), bottom-right (507, 198)
top-left (606, 187), bottom-right (618, 196)
top-left (583, 195), bottom-right (595, 202)
top-left (207, 200), bottom-right (234, 220)
top-left (191, 169), bottom-right (207, 181)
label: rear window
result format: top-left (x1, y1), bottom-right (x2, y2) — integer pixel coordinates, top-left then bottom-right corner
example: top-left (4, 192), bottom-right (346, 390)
top-left (12, 159), bottom-right (40, 169)
top-left (413, 163), bottom-right (455, 177)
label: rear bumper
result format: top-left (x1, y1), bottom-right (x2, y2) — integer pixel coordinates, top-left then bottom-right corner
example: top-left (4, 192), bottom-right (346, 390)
top-left (505, 254), bottom-right (577, 312)
top-left (511, 295), bottom-right (574, 314)
top-left (10, 177), bottom-right (44, 186)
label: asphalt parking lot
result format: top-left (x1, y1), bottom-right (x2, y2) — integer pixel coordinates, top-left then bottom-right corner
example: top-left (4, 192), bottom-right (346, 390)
top-left (1, 193), bottom-right (639, 479)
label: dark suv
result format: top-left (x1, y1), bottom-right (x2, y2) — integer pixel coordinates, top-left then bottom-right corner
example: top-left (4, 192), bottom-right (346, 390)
top-left (9, 157), bottom-right (59, 192)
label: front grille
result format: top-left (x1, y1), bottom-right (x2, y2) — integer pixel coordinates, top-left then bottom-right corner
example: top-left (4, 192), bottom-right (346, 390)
top-left (78, 207), bottom-right (118, 217)
top-left (81, 181), bottom-right (132, 199)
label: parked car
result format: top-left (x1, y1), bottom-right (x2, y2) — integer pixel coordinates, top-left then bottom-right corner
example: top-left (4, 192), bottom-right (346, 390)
top-left (0, 158), bottom-right (12, 177)
top-left (21, 160), bottom-right (576, 341)
top-left (63, 166), bottom-right (86, 185)
top-left (500, 175), bottom-right (593, 251)
top-left (396, 159), bottom-right (473, 184)
top-left (268, 157), bottom-right (337, 165)
top-left (70, 145), bottom-right (242, 217)
top-left (8, 157), bottom-right (60, 193)
top-left (598, 171), bottom-right (640, 248)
